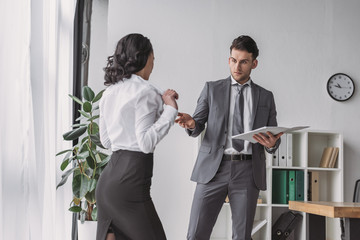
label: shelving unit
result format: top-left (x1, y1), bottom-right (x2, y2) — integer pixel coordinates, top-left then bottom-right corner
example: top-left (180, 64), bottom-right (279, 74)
top-left (210, 130), bottom-right (344, 240)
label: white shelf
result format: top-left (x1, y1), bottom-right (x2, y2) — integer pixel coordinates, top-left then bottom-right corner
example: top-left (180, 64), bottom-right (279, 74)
top-left (211, 130), bottom-right (344, 240)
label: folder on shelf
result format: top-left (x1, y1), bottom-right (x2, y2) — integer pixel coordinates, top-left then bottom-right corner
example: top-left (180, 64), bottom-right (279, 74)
top-left (308, 171), bottom-right (319, 201)
top-left (288, 170), bottom-right (296, 202)
top-left (286, 133), bottom-right (293, 167)
top-left (319, 147), bottom-right (334, 167)
top-left (295, 170), bottom-right (304, 201)
top-left (329, 147), bottom-right (339, 168)
top-left (272, 170), bottom-right (288, 204)
top-left (273, 149), bottom-right (279, 166)
top-left (278, 134), bottom-right (287, 167)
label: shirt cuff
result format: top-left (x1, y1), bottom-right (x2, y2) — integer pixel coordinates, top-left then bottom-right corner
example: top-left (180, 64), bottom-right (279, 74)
top-left (162, 105), bottom-right (178, 123)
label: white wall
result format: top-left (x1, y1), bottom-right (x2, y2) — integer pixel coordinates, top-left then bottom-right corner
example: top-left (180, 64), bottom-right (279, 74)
top-left (89, 0), bottom-right (360, 239)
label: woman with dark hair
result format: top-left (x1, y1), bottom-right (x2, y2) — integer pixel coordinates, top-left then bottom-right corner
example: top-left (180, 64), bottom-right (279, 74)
top-left (96, 33), bottom-right (178, 240)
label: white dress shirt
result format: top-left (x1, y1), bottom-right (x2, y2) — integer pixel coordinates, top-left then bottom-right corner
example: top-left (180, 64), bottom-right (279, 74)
top-left (99, 74), bottom-right (178, 153)
top-left (224, 77), bottom-right (253, 154)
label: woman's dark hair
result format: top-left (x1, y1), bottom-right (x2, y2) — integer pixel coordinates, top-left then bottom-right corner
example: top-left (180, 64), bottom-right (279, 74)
top-left (230, 35), bottom-right (259, 59)
top-left (104, 33), bottom-right (153, 85)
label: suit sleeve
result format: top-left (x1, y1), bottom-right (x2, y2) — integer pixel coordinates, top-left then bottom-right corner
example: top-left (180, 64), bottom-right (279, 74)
top-left (265, 92), bottom-right (281, 154)
top-left (186, 82), bottom-right (210, 138)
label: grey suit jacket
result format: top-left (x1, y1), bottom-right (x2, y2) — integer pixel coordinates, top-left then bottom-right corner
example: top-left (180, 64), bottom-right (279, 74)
top-left (187, 77), bottom-right (279, 190)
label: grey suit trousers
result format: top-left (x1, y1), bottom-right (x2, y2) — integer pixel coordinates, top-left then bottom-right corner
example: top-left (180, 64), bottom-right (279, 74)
top-left (187, 159), bottom-right (259, 240)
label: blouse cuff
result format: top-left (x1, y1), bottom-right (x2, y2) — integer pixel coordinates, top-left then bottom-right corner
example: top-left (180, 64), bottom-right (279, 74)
top-left (162, 105), bottom-right (178, 123)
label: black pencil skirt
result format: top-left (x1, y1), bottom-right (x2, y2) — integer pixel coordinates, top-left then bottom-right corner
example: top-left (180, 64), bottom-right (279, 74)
top-left (96, 149), bottom-right (166, 240)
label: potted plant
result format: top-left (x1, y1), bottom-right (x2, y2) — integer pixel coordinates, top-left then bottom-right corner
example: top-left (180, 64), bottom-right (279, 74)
top-left (56, 86), bottom-right (110, 239)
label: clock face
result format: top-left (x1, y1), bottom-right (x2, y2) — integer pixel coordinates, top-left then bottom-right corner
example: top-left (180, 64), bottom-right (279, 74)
top-left (327, 73), bottom-right (355, 101)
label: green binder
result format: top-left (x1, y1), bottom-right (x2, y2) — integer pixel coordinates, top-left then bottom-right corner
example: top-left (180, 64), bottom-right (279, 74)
top-left (288, 170), bottom-right (296, 202)
top-left (295, 170), bottom-right (304, 200)
top-left (272, 170), bottom-right (288, 204)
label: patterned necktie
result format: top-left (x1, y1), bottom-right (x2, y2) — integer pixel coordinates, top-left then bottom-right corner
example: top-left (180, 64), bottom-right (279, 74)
top-left (232, 84), bottom-right (249, 152)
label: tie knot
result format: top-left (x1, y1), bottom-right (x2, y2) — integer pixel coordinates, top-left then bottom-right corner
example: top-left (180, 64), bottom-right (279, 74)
top-left (236, 83), bottom-right (248, 93)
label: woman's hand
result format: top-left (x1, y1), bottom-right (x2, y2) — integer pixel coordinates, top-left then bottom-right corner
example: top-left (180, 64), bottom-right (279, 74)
top-left (162, 89), bottom-right (179, 110)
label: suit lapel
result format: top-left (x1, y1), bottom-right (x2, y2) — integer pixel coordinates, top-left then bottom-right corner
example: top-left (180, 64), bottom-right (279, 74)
top-left (251, 82), bottom-right (260, 130)
top-left (222, 77), bottom-right (232, 131)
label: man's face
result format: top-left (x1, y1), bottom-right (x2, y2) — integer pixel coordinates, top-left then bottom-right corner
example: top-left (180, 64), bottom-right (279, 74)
top-left (228, 48), bottom-right (258, 84)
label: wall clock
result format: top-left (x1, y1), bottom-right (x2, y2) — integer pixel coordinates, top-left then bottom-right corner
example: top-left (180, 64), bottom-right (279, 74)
top-left (327, 73), bottom-right (355, 101)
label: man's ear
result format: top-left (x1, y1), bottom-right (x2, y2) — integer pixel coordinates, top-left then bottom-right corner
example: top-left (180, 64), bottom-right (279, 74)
top-left (252, 59), bottom-right (258, 69)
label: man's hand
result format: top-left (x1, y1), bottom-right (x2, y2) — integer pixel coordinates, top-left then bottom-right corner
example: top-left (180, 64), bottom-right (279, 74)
top-left (175, 112), bottom-right (195, 129)
top-left (253, 131), bottom-right (283, 148)
top-left (162, 89), bottom-right (179, 110)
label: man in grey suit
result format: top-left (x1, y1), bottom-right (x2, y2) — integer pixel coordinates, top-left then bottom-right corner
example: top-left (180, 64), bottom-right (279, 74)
top-left (176, 35), bottom-right (282, 240)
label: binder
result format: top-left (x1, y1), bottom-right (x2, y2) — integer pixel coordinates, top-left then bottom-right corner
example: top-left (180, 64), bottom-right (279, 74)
top-left (308, 171), bottom-right (319, 201)
top-left (288, 170), bottom-right (296, 202)
top-left (295, 170), bottom-right (304, 201)
top-left (278, 135), bottom-right (287, 167)
top-left (272, 170), bottom-right (288, 204)
top-left (273, 149), bottom-right (279, 166)
top-left (329, 147), bottom-right (339, 168)
top-left (319, 147), bottom-right (334, 167)
top-left (286, 134), bottom-right (293, 167)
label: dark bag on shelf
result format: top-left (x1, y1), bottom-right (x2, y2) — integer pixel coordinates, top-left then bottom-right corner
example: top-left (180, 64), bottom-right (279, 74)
top-left (272, 211), bottom-right (303, 240)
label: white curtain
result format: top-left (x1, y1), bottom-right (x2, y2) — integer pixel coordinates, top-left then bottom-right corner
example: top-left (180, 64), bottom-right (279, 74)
top-left (0, 0), bottom-right (75, 239)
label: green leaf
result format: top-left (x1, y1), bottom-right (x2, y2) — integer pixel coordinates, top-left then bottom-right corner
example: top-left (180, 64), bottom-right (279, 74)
top-left (72, 174), bottom-right (81, 198)
top-left (91, 207), bottom-right (98, 221)
top-left (85, 190), bottom-right (96, 204)
top-left (56, 149), bottom-right (72, 156)
top-left (73, 174), bottom-right (90, 198)
top-left (77, 151), bottom-right (89, 159)
top-left (68, 94), bottom-right (83, 105)
top-left (63, 126), bottom-right (87, 141)
top-left (89, 179), bottom-right (97, 192)
top-left (78, 110), bottom-right (90, 118)
top-left (79, 138), bottom-right (89, 153)
top-left (71, 123), bottom-right (87, 128)
top-left (87, 122), bottom-right (99, 135)
top-left (75, 115), bottom-right (84, 121)
top-left (90, 133), bottom-right (105, 149)
top-left (83, 101), bottom-right (92, 113)
top-left (80, 175), bottom-right (91, 198)
top-left (86, 156), bottom-right (95, 169)
top-left (56, 166), bottom-right (77, 189)
top-left (97, 155), bottom-right (111, 168)
top-left (87, 115), bottom-right (99, 122)
top-left (69, 206), bottom-right (82, 213)
top-left (92, 89), bottom-right (105, 103)
top-left (60, 159), bottom-right (70, 171)
top-left (95, 153), bottom-right (102, 163)
top-left (83, 86), bottom-right (95, 102)
top-left (98, 152), bottom-right (109, 160)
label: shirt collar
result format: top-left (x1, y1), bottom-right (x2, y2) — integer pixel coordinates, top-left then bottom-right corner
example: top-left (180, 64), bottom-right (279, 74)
top-left (230, 75), bottom-right (252, 87)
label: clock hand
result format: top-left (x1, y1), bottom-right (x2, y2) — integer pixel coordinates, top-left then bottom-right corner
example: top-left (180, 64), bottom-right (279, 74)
top-left (333, 84), bottom-right (341, 88)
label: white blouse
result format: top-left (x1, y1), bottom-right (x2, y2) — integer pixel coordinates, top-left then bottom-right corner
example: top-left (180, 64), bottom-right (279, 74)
top-left (99, 74), bottom-right (178, 153)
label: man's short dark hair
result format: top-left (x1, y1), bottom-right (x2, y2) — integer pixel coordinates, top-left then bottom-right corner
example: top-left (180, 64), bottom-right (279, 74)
top-left (230, 35), bottom-right (259, 59)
